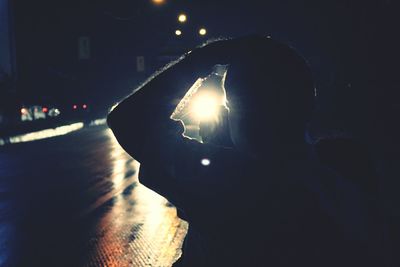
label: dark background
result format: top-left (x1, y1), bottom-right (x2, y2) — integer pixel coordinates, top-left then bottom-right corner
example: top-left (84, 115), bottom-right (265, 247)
top-left (6, 1), bottom-right (398, 105)
top-left (0, 0), bottom-right (399, 138)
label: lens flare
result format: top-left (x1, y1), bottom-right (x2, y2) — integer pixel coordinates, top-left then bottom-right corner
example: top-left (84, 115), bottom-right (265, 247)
top-left (191, 93), bottom-right (219, 121)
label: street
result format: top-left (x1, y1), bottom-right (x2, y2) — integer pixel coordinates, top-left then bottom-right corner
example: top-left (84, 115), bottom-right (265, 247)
top-left (0, 124), bottom-right (188, 267)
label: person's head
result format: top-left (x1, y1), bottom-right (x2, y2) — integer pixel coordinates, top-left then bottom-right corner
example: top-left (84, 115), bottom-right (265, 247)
top-left (224, 36), bottom-right (315, 157)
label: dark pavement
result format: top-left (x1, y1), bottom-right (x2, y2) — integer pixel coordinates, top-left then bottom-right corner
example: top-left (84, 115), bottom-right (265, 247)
top-left (0, 124), bottom-right (187, 266)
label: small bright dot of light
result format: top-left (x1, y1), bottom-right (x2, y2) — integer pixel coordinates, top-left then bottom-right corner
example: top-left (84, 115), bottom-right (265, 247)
top-left (73, 105), bottom-right (77, 110)
top-left (201, 158), bottom-right (211, 166)
top-left (175, 29), bottom-right (182, 36)
top-left (178, 14), bottom-right (187, 23)
top-left (83, 104), bottom-right (87, 109)
top-left (199, 28), bottom-right (207, 36)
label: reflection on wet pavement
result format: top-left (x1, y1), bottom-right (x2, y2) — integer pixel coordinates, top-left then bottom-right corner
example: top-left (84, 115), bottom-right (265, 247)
top-left (83, 129), bottom-right (188, 266)
top-left (83, 184), bottom-right (188, 267)
top-left (0, 126), bottom-right (188, 266)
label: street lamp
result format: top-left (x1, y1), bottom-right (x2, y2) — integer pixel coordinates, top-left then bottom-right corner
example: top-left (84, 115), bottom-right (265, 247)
top-left (151, 0), bottom-right (165, 5)
top-left (199, 28), bottom-right (207, 36)
top-left (175, 29), bottom-right (182, 36)
top-left (178, 13), bottom-right (187, 23)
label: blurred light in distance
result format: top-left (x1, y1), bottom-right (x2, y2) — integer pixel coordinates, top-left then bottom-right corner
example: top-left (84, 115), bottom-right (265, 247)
top-left (175, 29), bottom-right (182, 36)
top-left (89, 118), bottom-right (107, 126)
top-left (191, 92), bottom-right (219, 121)
top-left (42, 107), bottom-right (48, 113)
top-left (201, 158), bottom-right (211, 166)
top-left (151, 0), bottom-right (165, 5)
top-left (178, 13), bottom-right (187, 23)
top-left (83, 104), bottom-right (88, 109)
top-left (48, 108), bottom-right (60, 117)
top-left (73, 104), bottom-right (77, 110)
top-left (20, 108), bottom-right (28, 114)
top-left (199, 28), bottom-right (207, 36)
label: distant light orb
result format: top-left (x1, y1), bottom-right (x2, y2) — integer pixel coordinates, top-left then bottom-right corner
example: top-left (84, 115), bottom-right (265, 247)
top-left (175, 29), bottom-right (182, 36)
top-left (178, 13), bottom-right (187, 23)
top-left (151, 0), bottom-right (165, 5)
top-left (201, 158), bottom-right (211, 166)
top-left (199, 28), bottom-right (207, 36)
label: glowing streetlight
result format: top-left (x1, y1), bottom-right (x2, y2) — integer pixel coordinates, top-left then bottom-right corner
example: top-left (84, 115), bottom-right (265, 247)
top-left (175, 29), bottom-right (182, 36)
top-left (178, 13), bottom-right (187, 23)
top-left (199, 28), bottom-right (207, 36)
top-left (151, 0), bottom-right (165, 5)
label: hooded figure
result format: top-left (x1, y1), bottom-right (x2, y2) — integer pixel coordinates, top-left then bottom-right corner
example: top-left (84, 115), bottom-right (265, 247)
top-left (108, 36), bottom-right (377, 266)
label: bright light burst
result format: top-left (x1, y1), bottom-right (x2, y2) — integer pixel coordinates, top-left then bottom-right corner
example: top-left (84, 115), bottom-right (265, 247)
top-left (191, 92), bottom-right (219, 121)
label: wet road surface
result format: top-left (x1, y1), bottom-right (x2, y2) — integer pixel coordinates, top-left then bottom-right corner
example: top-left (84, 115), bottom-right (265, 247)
top-left (0, 124), bottom-right (188, 266)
